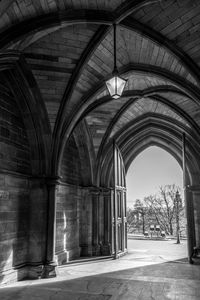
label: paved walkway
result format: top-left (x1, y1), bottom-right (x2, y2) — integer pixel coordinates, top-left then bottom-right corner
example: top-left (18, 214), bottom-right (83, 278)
top-left (0, 240), bottom-right (200, 299)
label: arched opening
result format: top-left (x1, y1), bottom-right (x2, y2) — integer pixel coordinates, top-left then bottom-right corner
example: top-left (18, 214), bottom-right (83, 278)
top-left (126, 146), bottom-right (187, 261)
top-left (98, 112), bottom-right (200, 263)
top-left (127, 146), bottom-right (183, 205)
top-left (56, 122), bottom-right (95, 264)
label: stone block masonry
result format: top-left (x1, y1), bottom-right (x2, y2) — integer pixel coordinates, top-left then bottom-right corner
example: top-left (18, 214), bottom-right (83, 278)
top-left (0, 173), bottom-right (30, 284)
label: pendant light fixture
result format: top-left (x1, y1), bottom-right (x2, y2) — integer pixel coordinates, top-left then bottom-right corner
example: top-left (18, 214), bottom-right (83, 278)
top-left (106, 23), bottom-right (127, 99)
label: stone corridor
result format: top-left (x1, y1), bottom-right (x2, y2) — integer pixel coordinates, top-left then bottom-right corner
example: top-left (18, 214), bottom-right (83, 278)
top-left (1, 240), bottom-right (199, 300)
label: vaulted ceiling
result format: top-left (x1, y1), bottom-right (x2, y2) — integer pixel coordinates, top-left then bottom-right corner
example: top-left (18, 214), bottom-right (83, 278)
top-left (1, 0), bottom-right (200, 179)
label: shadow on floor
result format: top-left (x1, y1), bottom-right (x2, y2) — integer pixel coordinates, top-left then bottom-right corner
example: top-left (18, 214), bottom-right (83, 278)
top-left (0, 257), bottom-right (200, 300)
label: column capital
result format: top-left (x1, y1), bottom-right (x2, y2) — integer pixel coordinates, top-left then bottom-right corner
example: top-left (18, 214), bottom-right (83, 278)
top-left (45, 176), bottom-right (61, 187)
top-left (30, 175), bottom-right (61, 186)
top-left (101, 188), bottom-right (112, 196)
top-left (88, 186), bottom-right (112, 196)
top-left (88, 187), bottom-right (101, 195)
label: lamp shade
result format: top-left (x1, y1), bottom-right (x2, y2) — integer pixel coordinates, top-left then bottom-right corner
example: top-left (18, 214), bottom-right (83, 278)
top-left (106, 73), bottom-right (127, 99)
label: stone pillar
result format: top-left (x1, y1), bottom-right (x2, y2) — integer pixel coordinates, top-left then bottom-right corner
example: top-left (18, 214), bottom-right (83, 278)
top-left (121, 190), bottom-right (125, 253)
top-left (55, 183), bottom-right (81, 264)
top-left (102, 189), bottom-right (112, 256)
top-left (110, 189), bottom-right (115, 255)
top-left (92, 189), bottom-right (101, 256)
top-left (184, 186), bottom-right (196, 263)
top-left (41, 176), bottom-right (60, 278)
top-left (98, 192), bottom-right (104, 246)
top-left (191, 187), bottom-right (200, 248)
top-left (28, 176), bottom-right (47, 279)
top-left (79, 188), bottom-right (93, 256)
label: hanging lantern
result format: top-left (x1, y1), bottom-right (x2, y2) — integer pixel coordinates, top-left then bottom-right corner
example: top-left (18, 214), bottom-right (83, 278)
top-left (105, 23), bottom-right (127, 99)
top-left (106, 70), bottom-right (127, 99)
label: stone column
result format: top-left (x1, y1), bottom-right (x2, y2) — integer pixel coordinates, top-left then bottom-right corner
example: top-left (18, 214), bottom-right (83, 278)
top-left (191, 187), bottom-right (200, 248)
top-left (28, 176), bottom-right (47, 279)
top-left (98, 192), bottom-right (104, 246)
top-left (184, 185), bottom-right (196, 263)
top-left (41, 176), bottom-right (60, 278)
top-left (102, 189), bottom-right (112, 256)
top-left (92, 189), bottom-right (101, 256)
top-left (182, 134), bottom-right (196, 263)
top-left (121, 189), bottom-right (125, 253)
top-left (79, 188), bottom-right (93, 257)
top-left (110, 189), bottom-right (115, 255)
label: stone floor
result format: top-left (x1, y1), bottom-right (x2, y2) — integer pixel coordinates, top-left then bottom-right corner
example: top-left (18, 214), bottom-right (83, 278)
top-left (0, 240), bottom-right (200, 300)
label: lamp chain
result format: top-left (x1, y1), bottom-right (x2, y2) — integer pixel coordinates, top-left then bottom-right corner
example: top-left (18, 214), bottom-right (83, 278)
top-left (113, 23), bottom-right (117, 73)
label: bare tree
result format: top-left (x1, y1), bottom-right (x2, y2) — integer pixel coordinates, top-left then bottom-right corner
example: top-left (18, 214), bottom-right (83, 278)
top-left (127, 185), bottom-right (185, 237)
top-left (126, 207), bottom-right (136, 232)
top-left (127, 199), bottom-right (146, 234)
top-left (144, 184), bottom-right (183, 235)
top-left (134, 199), bottom-right (146, 234)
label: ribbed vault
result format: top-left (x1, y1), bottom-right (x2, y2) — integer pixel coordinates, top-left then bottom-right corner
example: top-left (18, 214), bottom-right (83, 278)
top-left (1, 0), bottom-right (200, 279)
top-left (0, 0), bottom-right (200, 181)
top-left (2, 1), bottom-right (200, 281)
top-left (99, 115), bottom-right (200, 188)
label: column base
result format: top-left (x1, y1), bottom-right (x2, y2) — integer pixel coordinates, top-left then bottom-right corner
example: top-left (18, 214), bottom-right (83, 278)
top-left (56, 247), bottom-right (80, 265)
top-left (27, 265), bottom-right (43, 279)
top-left (0, 266), bottom-right (28, 285)
top-left (80, 244), bottom-right (93, 257)
top-left (56, 250), bottom-right (69, 265)
top-left (41, 262), bottom-right (58, 279)
top-left (100, 243), bottom-right (112, 256)
top-left (92, 244), bottom-right (101, 256)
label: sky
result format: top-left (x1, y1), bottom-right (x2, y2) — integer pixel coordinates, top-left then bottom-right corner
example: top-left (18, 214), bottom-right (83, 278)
top-left (126, 146), bottom-right (183, 208)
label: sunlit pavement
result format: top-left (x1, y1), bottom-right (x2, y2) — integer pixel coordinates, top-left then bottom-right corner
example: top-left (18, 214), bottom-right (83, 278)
top-left (0, 239), bottom-right (200, 300)
top-left (127, 238), bottom-right (188, 261)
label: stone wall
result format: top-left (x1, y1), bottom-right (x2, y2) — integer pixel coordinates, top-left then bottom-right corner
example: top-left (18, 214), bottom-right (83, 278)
top-left (28, 179), bottom-right (47, 265)
top-left (56, 131), bottom-right (94, 262)
top-left (55, 186), bottom-right (111, 262)
top-left (56, 183), bottom-right (81, 264)
top-left (0, 89), bottom-right (31, 174)
top-left (0, 87), bottom-right (32, 283)
top-left (79, 188), bottom-right (93, 257)
top-left (193, 191), bottom-right (200, 248)
top-left (60, 134), bottom-right (82, 185)
top-left (0, 174), bottom-right (30, 284)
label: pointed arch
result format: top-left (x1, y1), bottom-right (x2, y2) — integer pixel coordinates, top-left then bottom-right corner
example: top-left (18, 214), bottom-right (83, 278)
top-left (0, 51), bottom-right (51, 175)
